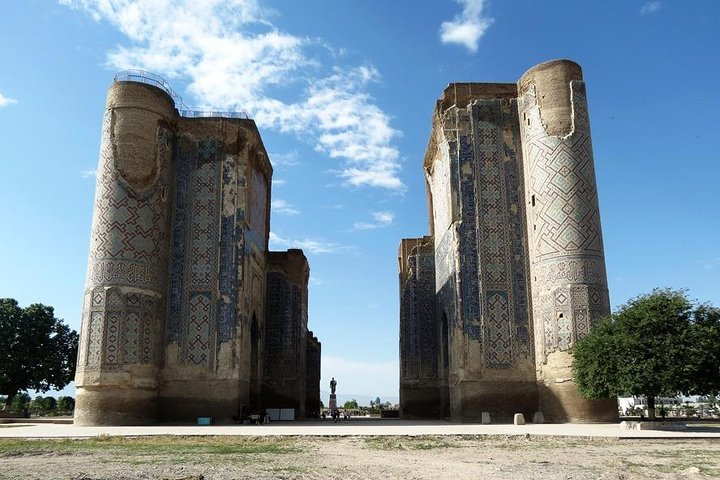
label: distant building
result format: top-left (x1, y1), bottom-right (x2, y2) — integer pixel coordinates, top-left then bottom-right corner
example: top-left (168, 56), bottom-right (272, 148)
top-left (399, 60), bottom-right (617, 422)
top-left (74, 72), bottom-right (320, 425)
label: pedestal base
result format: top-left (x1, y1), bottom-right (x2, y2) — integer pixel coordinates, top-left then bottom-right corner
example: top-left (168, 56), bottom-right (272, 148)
top-left (329, 394), bottom-right (337, 411)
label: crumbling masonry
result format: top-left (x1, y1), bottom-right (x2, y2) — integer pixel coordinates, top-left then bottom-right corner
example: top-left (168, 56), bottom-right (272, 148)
top-left (74, 74), bottom-right (320, 425)
top-left (399, 60), bottom-right (617, 422)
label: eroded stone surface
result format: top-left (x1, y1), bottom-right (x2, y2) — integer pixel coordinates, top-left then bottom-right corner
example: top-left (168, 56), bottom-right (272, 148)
top-left (400, 59), bottom-right (616, 423)
top-left (76, 79), bottom-right (319, 425)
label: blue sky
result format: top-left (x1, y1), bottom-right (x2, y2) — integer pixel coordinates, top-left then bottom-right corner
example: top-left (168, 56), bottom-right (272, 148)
top-left (1, 0), bottom-right (718, 403)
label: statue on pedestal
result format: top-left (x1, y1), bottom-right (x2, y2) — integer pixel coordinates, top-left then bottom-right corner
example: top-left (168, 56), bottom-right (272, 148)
top-left (330, 377), bottom-right (337, 395)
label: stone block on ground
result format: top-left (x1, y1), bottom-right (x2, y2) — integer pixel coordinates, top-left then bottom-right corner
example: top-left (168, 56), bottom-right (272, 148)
top-left (481, 412), bottom-right (491, 424)
top-left (533, 411), bottom-right (544, 424)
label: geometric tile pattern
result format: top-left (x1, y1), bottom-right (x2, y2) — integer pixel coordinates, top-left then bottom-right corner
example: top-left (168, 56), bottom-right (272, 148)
top-left (399, 239), bottom-right (438, 380)
top-left (522, 84), bottom-right (603, 262)
top-left (186, 292), bottom-right (212, 365)
top-left (189, 157), bottom-right (217, 286)
top-left (519, 81), bottom-right (611, 361)
top-left (105, 311), bottom-right (120, 365)
top-left (87, 311), bottom-right (104, 367)
top-left (167, 147), bottom-right (192, 344)
top-left (140, 294), bottom-right (155, 364)
top-left (85, 112), bottom-right (171, 292)
top-left (167, 135), bottom-right (249, 360)
top-left (471, 99), bottom-right (534, 368)
top-left (78, 110), bottom-right (171, 374)
top-left (416, 251), bottom-right (440, 378)
top-left (78, 287), bottom-right (159, 370)
top-left (168, 137), bottom-right (222, 368)
top-left (265, 272), bottom-right (297, 379)
top-left (123, 310), bottom-right (140, 364)
top-left (455, 109), bottom-right (482, 342)
top-left (485, 291), bottom-right (512, 366)
top-left (217, 150), bottom-right (239, 343)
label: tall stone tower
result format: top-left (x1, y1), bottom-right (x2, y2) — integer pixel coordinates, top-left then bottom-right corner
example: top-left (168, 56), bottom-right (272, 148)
top-left (75, 81), bottom-right (176, 425)
top-left (75, 74), bottom-right (320, 425)
top-left (399, 59), bottom-right (616, 422)
top-left (517, 61), bottom-right (616, 421)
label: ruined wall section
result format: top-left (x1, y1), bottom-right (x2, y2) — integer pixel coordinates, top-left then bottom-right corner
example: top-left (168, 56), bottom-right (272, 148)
top-left (466, 95), bottom-right (537, 420)
top-left (305, 332), bottom-right (321, 417)
top-left (517, 60), bottom-right (616, 422)
top-left (262, 250), bottom-right (309, 418)
top-left (243, 131), bottom-right (272, 414)
top-left (160, 118), bottom-right (269, 420)
top-left (398, 237), bottom-right (443, 418)
top-left (424, 112), bottom-right (459, 420)
top-left (75, 82), bottom-right (176, 425)
top-left (75, 75), bottom-right (316, 426)
top-left (422, 83), bottom-right (538, 422)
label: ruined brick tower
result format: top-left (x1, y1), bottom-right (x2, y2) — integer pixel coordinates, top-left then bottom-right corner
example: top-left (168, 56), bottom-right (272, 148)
top-left (399, 60), bottom-right (617, 422)
top-left (74, 73), bottom-right (320, 425)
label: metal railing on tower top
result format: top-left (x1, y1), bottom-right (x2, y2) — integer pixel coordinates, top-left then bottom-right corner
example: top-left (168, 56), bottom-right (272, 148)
top-left (113, 69), bottom-right (249, 119)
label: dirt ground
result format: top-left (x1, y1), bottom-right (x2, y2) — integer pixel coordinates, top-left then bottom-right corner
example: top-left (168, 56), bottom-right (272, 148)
top-left (0, 435), bottom-right (719, 479)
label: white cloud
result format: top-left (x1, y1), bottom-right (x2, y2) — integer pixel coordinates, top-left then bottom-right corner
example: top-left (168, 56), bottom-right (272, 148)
top-left (269, 231), bottom-right (344, 254)
top-left (270, 150), bottom-right (301, 167)
top-left (271, 198), bottom-right (300, 215)
top-left (271, 178), bottom-right (287, 187)
top-left (79, 169), bottom-right (97, 178)
top-left (61, 0), bottom-right (404, 190)
top-left (640, 1), bottom-right (662, 14)
top-left (0, 93), bottom-right (17, 107)
top-left (440, 0), bottom-right (493, 53)
top-left (352, 210), bottom-right (394, 231)
top-left (373, 211), bottom-right (394, 224)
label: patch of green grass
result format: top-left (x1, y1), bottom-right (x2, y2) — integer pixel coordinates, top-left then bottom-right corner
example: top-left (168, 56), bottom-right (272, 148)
top-left (0, 435), bottom-right (303, 457)
top-left (363, 435), bottom-right (458, 451)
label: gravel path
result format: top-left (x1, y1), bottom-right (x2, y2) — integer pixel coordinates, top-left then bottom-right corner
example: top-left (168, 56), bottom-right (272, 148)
top-left (1, 435), bottom-right (719, 479)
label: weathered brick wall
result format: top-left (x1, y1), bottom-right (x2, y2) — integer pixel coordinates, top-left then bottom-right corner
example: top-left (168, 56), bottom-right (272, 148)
top-left (76, 78), bottom-right (305, 426)
top-left (159, 118), bottom-right (271, 421)
top-left (399, 237), bottom-right (443, 418)
top-left (403, 60), bottom-right (616, 423)
top-left (261, 250), bottom-right (310, 418)
top-left (305, 333), bottom-right (321, 416)
top-left (424, 85), bottom-right (538, 421)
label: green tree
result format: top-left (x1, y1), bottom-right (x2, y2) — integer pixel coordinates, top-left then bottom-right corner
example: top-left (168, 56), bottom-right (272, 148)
top-left (0, 299), bottom-right (79, 409)
top-left (29, 396), bottom-right (57, 416)
top-left (57, 396), bottom-right (75, 414)
top-left (343, 399), bottom-right (358, 409)
top-left (9, 393), bottom-right (31, 414)
top-left (573, 288), bottom-right (720, 420)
